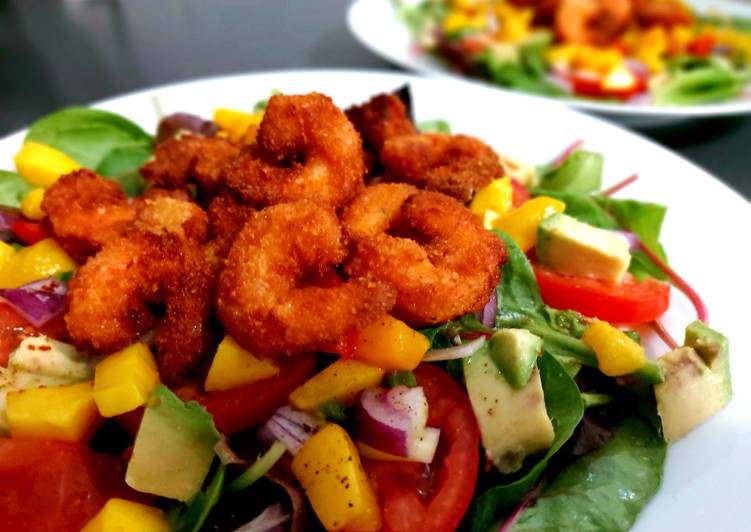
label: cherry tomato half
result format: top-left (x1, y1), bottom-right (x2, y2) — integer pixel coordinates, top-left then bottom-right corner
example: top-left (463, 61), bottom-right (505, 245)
top-left (10, 220), bottom-right (50, 245)
top-left (363, 363), bottom-right (480, 532)
top-left (533, 265), bottom-right (670, 324)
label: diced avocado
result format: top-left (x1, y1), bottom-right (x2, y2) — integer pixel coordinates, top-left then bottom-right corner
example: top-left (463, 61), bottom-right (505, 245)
top-left (488, 328), bottom-right (543, 389)
top-left (464, 347), bottom-right (554, 473)
top-left (537, 213), bottom-right (631, 283)
top-left (654, 322), bottom-right (731, 442)
top-left (126, 385), bottom-right (220, 501)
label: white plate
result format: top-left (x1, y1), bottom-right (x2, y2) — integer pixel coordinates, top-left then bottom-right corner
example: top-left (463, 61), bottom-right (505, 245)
top-left (2, 70), bottom-right (749, 531)
top-left (347, 0), bottom-right (751, 126)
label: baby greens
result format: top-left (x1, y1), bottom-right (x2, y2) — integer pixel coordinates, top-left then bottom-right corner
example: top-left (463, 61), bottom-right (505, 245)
top-left (0, 171), bottom-right (34, 208)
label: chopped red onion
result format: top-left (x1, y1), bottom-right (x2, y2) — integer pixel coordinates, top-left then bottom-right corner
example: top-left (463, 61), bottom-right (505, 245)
top-left (355, 385), bottom-right (440, 463)
top-left (479, 291), bottom-right (497, 329)
top-left (612, 230), bottom-right (641, 253)
top-left (156, 112), bottom-right (218, 143)
top-left (422, 336), bottom-right (486, 362)
top-left (0, 277), bottom-right (67, 327)
top-left (233, 503), bottom-right (290, 532)
top-left (0, 208), bottom-right (20, 242)
top-left (259, 406), bottom-right (322, 456)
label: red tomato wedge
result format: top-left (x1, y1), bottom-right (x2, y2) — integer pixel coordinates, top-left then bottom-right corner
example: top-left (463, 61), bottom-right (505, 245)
top-left (533, 265), bottom-right (670, 323)
top-left (363, 364), bottom-right (480, 532)
top-left (0, 440), bottom-right (130, 532)
top-left (194, 354), bottom-right (316, 435)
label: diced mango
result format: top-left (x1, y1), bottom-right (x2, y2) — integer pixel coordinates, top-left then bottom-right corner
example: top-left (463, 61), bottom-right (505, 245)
top-left (6, 381), bottom-right (100, 442)
top-left (213, 108), bottom-right (263, 143)
top-left (0, 242), bottom-right (14, 272)
top-left (292, 424), bottom-right (381, 531)
top-left (0, 238), bottom-right (77, 288)
top-left (289, 359), bottom-right (384, 411)
top-left (356, 440), bottom-right (411, 462)
top-left (205, 336), bottom-right (279, 391)
top-left (93, 343), bottom-right (160, 417)
top-left (470, 177), bottom-right (513, 228)
top-left (14, 141), bottom-right (80, 189)
top-left (582, 321), bottom-right (646, 376)
top-left (493, 196), bottom-right (565, 252)
top-left (351, 315), bottom-right (429, 371)
top-left (20, 188), bottom-right (46, 221)
top-left (81, 498), bottom-right (169, 532)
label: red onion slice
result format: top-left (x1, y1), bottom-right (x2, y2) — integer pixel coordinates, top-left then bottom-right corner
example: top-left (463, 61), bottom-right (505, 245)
top-left (355, 385), bottom-right (440, 463)
top-left (156, 112), bottom-right (218, 143)
top-left (0, 208), bottom-right (20, 242)
top-left (422, 336), bottom-right (486, 362)
top-left (259, 406), bottom-right (322, 456)
top-left (233, 503), bottom-right (289, 532)
top-left (0, 277), bottom-right (67, 327)
top-left (479, 291), bottom-right (497, 329)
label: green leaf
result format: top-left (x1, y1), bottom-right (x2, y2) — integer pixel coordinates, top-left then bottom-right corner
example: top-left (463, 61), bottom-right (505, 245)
top-left (654, 57), bottom-right (751, 105)
top-left (0, 170), bottom-right (33, 208)
top-left (471, 352), bottom-right (584, 531)
top-left (531, 190), bottom-right (620, 230)
top-left (95, 142), bottom-right (152, 196)
top-left (511, 415), bottom-right (666, 531)
top-left (26, 107), bottom-right (153, 170)
top-left (318, 398), bottom-right (349, 423)
top-left (385, 370), bottom-right (418, 388)
top-left (535, 150), bottom-right (603, 194)
top-left (168, 463), bottom-right (226, 532)
top-left (417, 119), bottom-right (451, 133)
top-left (494, 230), bottom-right (545, 325)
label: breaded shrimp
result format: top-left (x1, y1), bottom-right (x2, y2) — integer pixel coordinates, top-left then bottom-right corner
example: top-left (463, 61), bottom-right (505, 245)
top-left (41, 169), bottom-right (137, 262)
top-left (140, 134), bottom-right (240, 198)
top-left (345, 189), bottom-right (505, 326)
top-left (632, 0), bottom-right (693, 27)
top-left (216, 200), bottom-right (395, 358)
top-left (340, 183), bottom-right (419, 242)
top-left (380, 133), bottom-right (502, 204)
top-left (346, 93), bottom-right (417, 173)
top-left (222, 93), bottom-right (365, 209)
top-left (65, 232), bottom-right (214, 383)
top-left (134, 192), bottom-right (209, 242)
top-left (206, 190), bottom-right (254, 259)
top-left (555, 0), bottom-right (633, 45)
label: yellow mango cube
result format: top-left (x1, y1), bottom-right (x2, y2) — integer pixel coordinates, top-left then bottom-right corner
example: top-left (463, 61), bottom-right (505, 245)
top-left (205, 336), bottom-right (279, 391)
top-left (470, 177), bottom-right (513, 223)
top-left (493, 196), bottom-right (565, 252)
top-left (93, 343), bottom-right (160, 417)
top-left (0, 242), bottom-right (15, 272)
top-left (213, 108), bottom-right (263, 143)
top-left (81, 498), bottom-right (169, 532)
top-left (289, 359), bottom-right (384, 411)
top-left (582, 321), bottom-right (646, 376)
top-left (14, 141), bottom-right (80, 188)
top-left (0, 238), bottom-right (77, 288)
top-left (352, 315), bottom-right (429, 371)
top-left (20, 188), bottom-right (46, 221)
top-left (6, 381), bottom-right (100, 442)
top-left (292, 424), bottom-right (381, 531)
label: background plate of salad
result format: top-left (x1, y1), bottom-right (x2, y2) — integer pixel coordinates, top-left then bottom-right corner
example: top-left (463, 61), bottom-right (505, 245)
top-left (348, 0), bottom-right (751, 126)
top-left (0, 70), bottom-right (749, 531)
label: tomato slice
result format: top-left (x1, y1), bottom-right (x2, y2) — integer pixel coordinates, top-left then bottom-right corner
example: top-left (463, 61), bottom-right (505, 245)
top-left (511, 178), bottom-right (531, 208)
top-left (687, 33), bottom-right (715, 57)
top-left (0, 439), bottom-right (131, 531)
top-left (10, 220), bottom-right (50, 245)
top-left (194, 354), bottom-right (316, 434)
top-left (533, 265), bottom-right (670, 323)
top-left (363, 364), bottom-right (480, 532)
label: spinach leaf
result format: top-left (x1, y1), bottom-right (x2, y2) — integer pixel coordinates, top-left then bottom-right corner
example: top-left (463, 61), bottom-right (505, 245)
top-left (0, 171), bottom-right (33, 208)
top-left (531, 190), bottom-right (619, 229)
top-left (470, 352), bottom-right (584, 531)
top-left (168, 462), bottom-right (226, 532)
top-left (25, 107), bottom-right (153, 196)
top-left (418, 119), bottom-right (451, 133)
top-left (535, 150), bottom-right (603, 194)
top-left (510, 415), bottom-right (666, 531)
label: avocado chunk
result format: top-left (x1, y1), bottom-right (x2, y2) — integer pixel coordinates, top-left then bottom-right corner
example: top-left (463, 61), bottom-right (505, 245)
top-left (654, 322), bottom-right (731, 442)
top-left (464, 347), bottom-right (554, 473)
top-left (537, 213), bottom-right (631, 283)
top-left (488, 328), bottom-right (543, 389)
top-left (126, 385), bottom-right (220, 501)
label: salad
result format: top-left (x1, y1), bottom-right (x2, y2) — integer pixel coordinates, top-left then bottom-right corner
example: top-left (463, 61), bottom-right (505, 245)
top-left (399, 0), bottom-right (751, 105)
top-left (0, 85), bottom-right (732, 532)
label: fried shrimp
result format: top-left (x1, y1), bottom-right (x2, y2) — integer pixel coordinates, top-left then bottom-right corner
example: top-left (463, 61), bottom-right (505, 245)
top-left (206, 190), bottom-right (254, 259)
top-left (65, 231), bottom-right (213, 382)
top-left (217, 200), bottom-right (395, 358)
top-left (380, 133), bottom-right (502, 204)
top-left (139, 134), bottom-right (240, 198)
top-left (41, 169), bottom-right (137, 262)
top-left (134, 192), bottom-right (209, 242)
top-left (340, 183), bottom-right (419, 242)
top-left (632, 0), bottom-right (693, 27)
top-left (554, 0), bottom-right (633, 45)
top-left (345, 188), bottom-right (505, 326)
top-left (346, 93), bottom-right (417, 172)
top-left (222, 93), bottom-right (365, 209)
